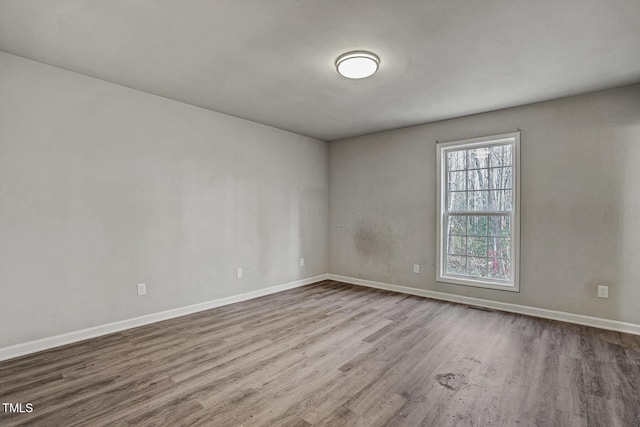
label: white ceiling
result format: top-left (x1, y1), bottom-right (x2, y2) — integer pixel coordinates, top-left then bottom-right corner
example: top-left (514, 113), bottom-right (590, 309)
top-left (1, 1), bottom-right (639, 141)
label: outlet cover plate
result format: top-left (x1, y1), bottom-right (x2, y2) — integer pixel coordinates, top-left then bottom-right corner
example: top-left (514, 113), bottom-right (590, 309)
top-left (597, 285), bottom-right (608, 298)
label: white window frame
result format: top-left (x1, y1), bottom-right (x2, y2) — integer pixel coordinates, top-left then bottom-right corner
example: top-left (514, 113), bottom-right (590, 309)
top-left (436, 132), bottom-right (520, 292)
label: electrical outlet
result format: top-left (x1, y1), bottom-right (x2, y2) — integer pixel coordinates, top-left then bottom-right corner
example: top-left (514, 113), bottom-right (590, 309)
top-left (597, 285), bottom-right (608, 299)
top-left (413, 264), bottom-right (420, 274)
top-left (300, 258), bottom-right (305, 267)
top-left (236, 268), bottom-right (243, 279)
top-left (137, 283), bottom-right (146, 296)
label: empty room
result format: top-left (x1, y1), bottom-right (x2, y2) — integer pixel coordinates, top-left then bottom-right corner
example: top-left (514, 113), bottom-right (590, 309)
top-left (1, 1), bottom-right (640, 426)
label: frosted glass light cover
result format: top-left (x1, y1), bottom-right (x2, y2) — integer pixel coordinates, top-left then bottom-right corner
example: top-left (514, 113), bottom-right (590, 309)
top-left (336, 51), bottom-right (379, 79)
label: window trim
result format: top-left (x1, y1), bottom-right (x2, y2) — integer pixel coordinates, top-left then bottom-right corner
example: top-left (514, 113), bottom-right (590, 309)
top-left (436, 132), bottom-right (521, 292)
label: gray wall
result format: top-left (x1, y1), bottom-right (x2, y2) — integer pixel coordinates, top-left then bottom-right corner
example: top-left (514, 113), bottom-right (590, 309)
top-left (330, 84), bottom-right (640, 324)
top-left (0, 52), bottom-right (328, 348)
top-left (2, 48), bottom-right (639, 349)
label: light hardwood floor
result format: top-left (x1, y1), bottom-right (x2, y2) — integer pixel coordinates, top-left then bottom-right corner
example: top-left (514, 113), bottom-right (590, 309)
top-left (1, 280), bottom-right (639, 426)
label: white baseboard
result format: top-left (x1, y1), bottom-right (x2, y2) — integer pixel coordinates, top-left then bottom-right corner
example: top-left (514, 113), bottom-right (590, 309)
top-left (327, 274), bottom-right (640, 336)
top-left (4, 272), bottom-right (637, 362)
top-left (0, 274), bottom-right (329, 362)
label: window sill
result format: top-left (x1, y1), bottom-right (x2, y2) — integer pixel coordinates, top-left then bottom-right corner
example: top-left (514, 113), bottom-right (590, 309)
top-left (436, 275), bottom-right (520, 292)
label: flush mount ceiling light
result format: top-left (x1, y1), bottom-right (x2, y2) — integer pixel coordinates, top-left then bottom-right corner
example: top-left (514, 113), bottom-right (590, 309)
top-left (335, 51), bottom-right (380, 79)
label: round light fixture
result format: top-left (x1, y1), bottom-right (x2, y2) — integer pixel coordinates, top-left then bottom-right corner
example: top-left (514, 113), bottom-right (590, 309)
top-left (335, 51), bottom-right (380, 79)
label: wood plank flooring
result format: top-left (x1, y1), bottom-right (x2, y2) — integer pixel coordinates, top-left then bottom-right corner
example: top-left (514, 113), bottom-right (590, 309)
top-left (1, 280), bottom-right (639, 426)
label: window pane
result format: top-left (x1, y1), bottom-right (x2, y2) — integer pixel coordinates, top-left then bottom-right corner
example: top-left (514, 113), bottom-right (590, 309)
top-left (467, 169), bottom-right (488, 191)
top-left (447, 235), bottom-right (466, 255)
top-left (448, 171), bottom-right (466, 191)
top-left (446, 255), bottom-right (467, 275)
top-left (489, 167), bottom-right (512, 189)
top-left (467, 237), bottom-right (487, 256)
top-left (488, 257), bottom-right (511, 280)
top-left (489, 144), bottom-right (512, 167)
top-left (489, 216), bottom-right (510, 236)
top-left (448, 191), bottom-right (467, 211)
top-left (468, 191), bottom-right (488, 211)
top-left (467, 148), bottom-right (490, 169)
top-left (447, 151), bottom-right (466, 171)
top-left (489, 237), bottom-right (511, 258)
top-left (489, 190), bottom-right (512, 211)
top-left (489, 237), bottom-right (510, 258)
top-left (488, 168), bottom-right (501, 190)
top-left (494, 238), bottom-right (511, 258)
top-left (488, 257), bottom-right (500, 279)
top-left (489, 190), bottom-right (513, 212)
top-left (468, 257), bottom-right (488, 278)
top-left (468, 216), bottom-right (488, 236)
top-left (447, 215), bottom-right (466, 235)
top-left (503, 258), bottom-right (511, 280)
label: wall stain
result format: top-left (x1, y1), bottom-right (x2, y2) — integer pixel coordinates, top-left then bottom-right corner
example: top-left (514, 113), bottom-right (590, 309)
top-left (353, 221), bottom-right (396, 263)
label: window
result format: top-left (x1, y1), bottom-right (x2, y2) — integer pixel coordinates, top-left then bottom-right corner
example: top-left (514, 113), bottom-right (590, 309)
top-left (436, 132), bottom-right (520, 291)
